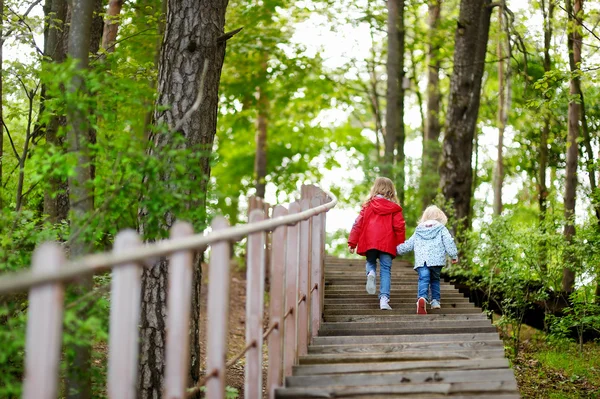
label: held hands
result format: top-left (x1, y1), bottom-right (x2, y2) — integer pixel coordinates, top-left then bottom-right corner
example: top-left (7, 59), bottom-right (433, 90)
top-left (451, 258), bottom-right (459, 264)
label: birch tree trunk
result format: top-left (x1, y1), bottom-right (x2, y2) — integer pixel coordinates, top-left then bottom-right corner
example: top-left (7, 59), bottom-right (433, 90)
top-left (421, 0), bottom-right (442, 210)
top-left (137, 0), bottom-right (229, 396)
top-left (561, 0), bottom-right (582, 294)
top-left (539, 0), bottom-right (554, 221)
top-left (493, 5), bottom-right (507, 216)
top-left (439, 0), bottom-right (493, 231)
top-left (254, 60), bottom-right (269, 199)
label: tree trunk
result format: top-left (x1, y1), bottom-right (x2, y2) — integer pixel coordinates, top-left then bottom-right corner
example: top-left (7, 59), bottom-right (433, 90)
top-left (395, 0), bottom-right (406, 204)
top-left (102, 0), bottom-right (124, 53)
top-left (65, 1), bottom-right (97, 397)
top-left (539, 0), bottom-right (554, 221)
top-left (254, 70), bottom-right (268, 199)
top-left (439, 0), bottom-right (493, 232)
top-left (493, 6), bottom-right (506, 216)
top-left (421, 0), bottom-right (442, 211)
top-left (384, 0), bottom-right (399, 178)
top-left (138, 0), bottom-right (229, 396)
top-left (42, 0), bottom-right (70, 222)
top-left (561, 0), bottom-right (582, 294)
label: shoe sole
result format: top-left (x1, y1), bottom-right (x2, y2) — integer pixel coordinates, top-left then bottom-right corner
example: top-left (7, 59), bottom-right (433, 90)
top-left (417, 297), bottom-right (427, 315)
top-left (366, 274), bottom-right (376, 295)
top-left (380, 305), bottom-right (392, 310)
top-left (431, 305), bottom-right (441, 309)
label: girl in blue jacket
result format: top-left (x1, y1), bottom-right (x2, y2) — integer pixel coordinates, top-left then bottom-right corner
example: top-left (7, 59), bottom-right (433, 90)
top-left (396, 205), bottom-right (458, 314)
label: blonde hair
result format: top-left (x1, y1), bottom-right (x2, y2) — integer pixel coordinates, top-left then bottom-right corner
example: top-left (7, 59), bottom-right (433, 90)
top-left (420, 205), bottom-right (448, 225)
top-left (363, 177), bottom-right (399, 206)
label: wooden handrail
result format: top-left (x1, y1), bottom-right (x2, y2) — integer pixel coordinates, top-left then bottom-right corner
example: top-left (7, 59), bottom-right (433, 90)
top-left (0, 191), bottom-right (337, 295)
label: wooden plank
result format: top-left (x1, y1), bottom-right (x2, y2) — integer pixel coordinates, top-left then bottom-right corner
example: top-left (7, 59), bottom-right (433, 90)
top-left (286, 368), bottom-right (516, 387)
top-left (320, 320), bottom-right (492, 330)
top-left (310, 197), bottom-right (323, 338)
top-left (324, 314), bottom-right (486, 323)
top-left (284, 202), bottom-right (301, 377)
top-left (318, 326), bottom-right (499, 336)
top-left (325, 284), bottom-right (457, 290)
top-left (275, 380), bottom-right (519, 398)
top-left (324, 303), bottom-right (474, 310)
top-left (23, 243), bottom-right (65, 399)
top-left (323, 308), bottom-right (484, 316)
top-left (298, 348), bottom-right (507, 364)
top-left (108, 230), bottom-right (143, 399)
top-left (267, 206), bottom-right (288, 399)
top-left (292, 358), bottom-right (510, 375)
top-left (308, 340), bottom-right (503, 355)
top-left (324, 293), bottom-right (467, 299)
top-left (206, 217), bottom-right (231, 399)
top-left (245, 209), bottom-right (267, 399)
top-left (297, 199), bottom-right (311, 357)
top-left (312, 332), bottom-right (500, 345)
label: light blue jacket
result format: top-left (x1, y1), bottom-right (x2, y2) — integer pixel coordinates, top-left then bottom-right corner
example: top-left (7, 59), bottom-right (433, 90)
top-left (396, 220), bottom-right (458, 269)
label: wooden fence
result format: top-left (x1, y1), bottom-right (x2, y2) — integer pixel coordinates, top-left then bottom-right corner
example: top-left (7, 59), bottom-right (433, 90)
top-left (0, 184), bottom-right (336, 399)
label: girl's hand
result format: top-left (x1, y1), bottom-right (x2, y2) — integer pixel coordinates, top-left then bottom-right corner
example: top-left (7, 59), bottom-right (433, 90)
top-left (451, 258), bottom-right (458, 264)
top-left (348, 245), bottom-right (355, 254)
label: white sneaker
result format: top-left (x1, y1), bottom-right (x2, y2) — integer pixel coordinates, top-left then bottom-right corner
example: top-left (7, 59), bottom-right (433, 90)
top-left (366, 271), bottom-right (376, 295)
top-left (431, 299), bottom-right (441, 309)
top-left (380, 297), bottom-right (392, 310)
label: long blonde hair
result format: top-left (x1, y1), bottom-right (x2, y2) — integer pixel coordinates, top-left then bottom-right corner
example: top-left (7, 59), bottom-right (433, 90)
top-left (363, 177), bottom-right (399, 206)
top-left (419, 205), bottom-right (448, 225)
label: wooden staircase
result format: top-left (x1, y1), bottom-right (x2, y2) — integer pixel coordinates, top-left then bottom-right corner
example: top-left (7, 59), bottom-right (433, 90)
top-left (275, 256), bottom-right (520, 398)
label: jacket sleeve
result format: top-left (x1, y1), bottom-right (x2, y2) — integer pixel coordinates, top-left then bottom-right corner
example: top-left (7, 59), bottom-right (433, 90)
top-left (392, 210), bottom-right (406, 245)
top-left (441, 227), bottom-right (459, 260)
top-left (396, 234), bottom-right (414, 255)
top-left (347, 207), bottom-right (365, 248)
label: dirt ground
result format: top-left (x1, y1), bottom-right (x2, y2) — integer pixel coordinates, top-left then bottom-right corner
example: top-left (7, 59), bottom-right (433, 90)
top-left (198, 259), bottom-right (270, 398)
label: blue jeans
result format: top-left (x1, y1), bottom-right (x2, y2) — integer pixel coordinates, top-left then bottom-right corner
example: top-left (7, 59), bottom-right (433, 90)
top-left (365, 250), bottom-right (392, 299)
top-left (416, 265), bottom-right (443, 301)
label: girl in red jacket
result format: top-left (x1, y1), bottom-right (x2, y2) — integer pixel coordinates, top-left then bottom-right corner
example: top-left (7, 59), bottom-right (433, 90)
top-left (348, 177), bottom-right (406, 310)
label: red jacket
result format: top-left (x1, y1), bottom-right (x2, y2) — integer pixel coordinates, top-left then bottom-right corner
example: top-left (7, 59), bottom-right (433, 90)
top-left (348, 197), bottom-right (406, 258)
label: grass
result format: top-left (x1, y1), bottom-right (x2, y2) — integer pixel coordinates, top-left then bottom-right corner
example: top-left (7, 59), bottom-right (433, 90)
top-left (511, 332), bottom-right (600, 399)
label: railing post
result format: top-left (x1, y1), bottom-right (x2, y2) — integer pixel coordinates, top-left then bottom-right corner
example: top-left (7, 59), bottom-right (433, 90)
top-left (284, 202), bottom-right (300, 377)
top-left (23, 243), bottom-right (65, 399)
top-left (297, 199), bottom-right (311, 356)
top-left (165, 222), bottom-right (195, 399)
top-left (107, 230), bottom-right (143, 399)
top-left (245, 209), bottom-right (266, 399)
top-left (206, 217), bottom-right (231, 399)
top-left (310, 196), bottom-right (323, 337)
top-left (319, 193), bottom-right (327, 321)
top-left (267, 205), bottom-right (288, 398)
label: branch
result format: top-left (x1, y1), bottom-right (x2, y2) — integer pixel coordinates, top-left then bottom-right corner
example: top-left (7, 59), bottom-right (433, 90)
top-left (2, 0), bottom-right (43, 39)
top-left (170, 59), bottom-right (209, 133)
top-left (558, 4), bottom-right (600, 43)
top-left (2, 119), bottom-right (21, 162)
top-left (216, 27), bottom-right (243, 44)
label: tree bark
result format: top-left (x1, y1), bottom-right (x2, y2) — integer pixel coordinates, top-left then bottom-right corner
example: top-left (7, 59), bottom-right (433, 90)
top-left (561, 0), bottom-right (582, 294)
top-left (138, 0), bottom-right (229, 397)
top-left (42, 0), bottom-right (70, 222)
top-left (0, 0), bottom-right (3, 206)
top-left (421, 0), bottom-right (442, 210)
top-left (65, 1), bottom-right (97, 397)
top-left (439, 0), bottom-right (493, 232)
top-left (395, 0), bottom-right (406, 204)
top-left (493, 5), bottom-right (506, 216)
top-left (539, 0), bottom-right (554, 221)
top-left (384, 0), bottom-right (399, 178)
top-left (102, 0), bottom-right (124, 53)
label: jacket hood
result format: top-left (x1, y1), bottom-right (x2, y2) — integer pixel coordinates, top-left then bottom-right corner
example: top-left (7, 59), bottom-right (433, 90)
top-left (414, 220), bottom-right (445, 240)
top-left (368, 196), bottom-right (403, 215)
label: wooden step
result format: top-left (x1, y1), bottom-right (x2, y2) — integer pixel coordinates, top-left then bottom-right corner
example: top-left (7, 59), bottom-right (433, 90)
top-left (276, 381), bottom-right (518, 398)
top-left (298, 348), bottom-right (507, 364)
top-left (324, 302), bottom-right (474, 310)
top-left (308, 340), bottom-right (503, 355)
top-left (325, 296), bottom-right (470, 303)
top-left (320, 320), bottom-right (493, 331)
top-left (326, 284), bottom-right (457, 290)
top-left (324, 308), bottom-right (484, 316)
top-left (318, 325), bottom-right (498, 336)
top-left (324, 314), bottom-right (487, 323)
top-left (311, 333), bottom-right (501, 346)
top-left (325, 293), bottom-right (467, 299)
top-left (292, 358), bottom-right (510, 375)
